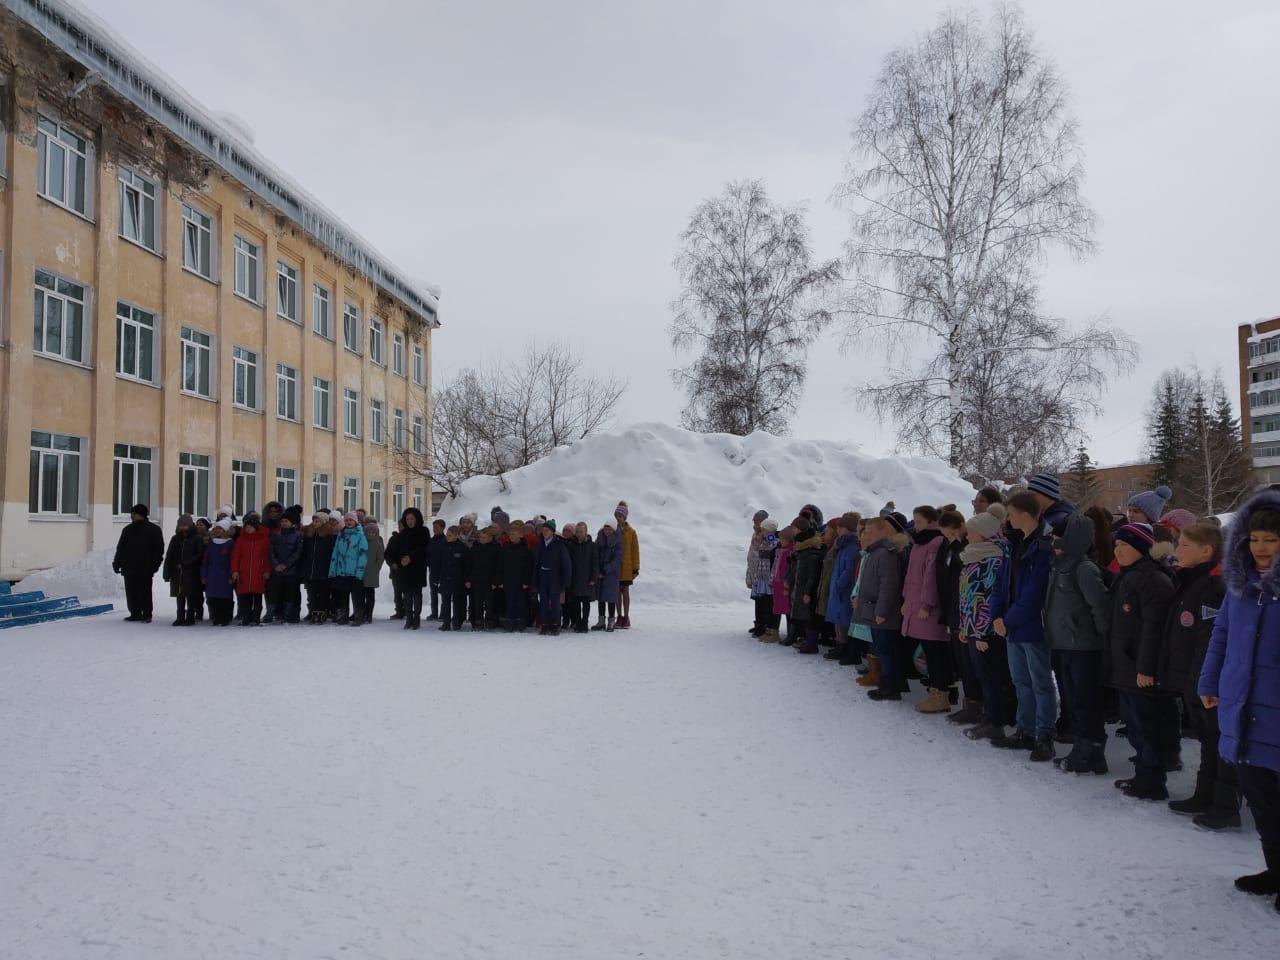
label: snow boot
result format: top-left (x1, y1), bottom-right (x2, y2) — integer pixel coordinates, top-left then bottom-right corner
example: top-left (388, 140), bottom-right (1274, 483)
top-left (867, 687), bottom-right (901, 702)
top-left (856, 655), bottom-right (881, 688)
top-left (947, 699), bottom-right (984, 725)
top-left (594, 617), bottom-right (608, 632)
top-left (1029, 734), bottom-right (1056, 763)
top-left (1065, 741), bottom-right (1109, 776)
top-left (824, 644), bottom-right (846, 661)
top-left (795, 640), bottom-right (820, 654)
top-left (838, 648), bottom-right (861, 667)
top-left (1121, 776), bottom-right (1169, 801)
top-left (760, 628), bottom-right (779, 643)
top-left (1192, 783), bottom-right (1242, 830)
top-left (991, 729), bottom-right (1035, 751)
top-left (606, 616), bottom-right (615, 632)
top-left (965, 722), bottom-right (1004, 742)
top-left (1168, 772), bottom-right (1214, 815)
top-left (1235, 847), bottom-right (1280, 896)
top-left (915, 688), bottom-right (952, 714)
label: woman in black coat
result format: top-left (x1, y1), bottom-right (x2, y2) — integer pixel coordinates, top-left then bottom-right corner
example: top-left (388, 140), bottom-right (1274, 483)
top-left (162, 514), bottom-right (206, 626)
top-left (389, 507), bottom-right (430, 629)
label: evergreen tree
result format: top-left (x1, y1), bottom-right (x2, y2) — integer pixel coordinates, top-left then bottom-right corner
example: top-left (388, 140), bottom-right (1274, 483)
top-left (1207, 392), bottom-right (1254, 513)
top-left (1065, 441), bottom-right (1099, 507)
top-left (1148, 376), bottom-right (1185, 489)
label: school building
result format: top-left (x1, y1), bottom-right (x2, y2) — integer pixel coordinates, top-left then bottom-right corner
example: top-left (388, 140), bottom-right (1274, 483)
top-left (0, 0), bottom-right (439, 578)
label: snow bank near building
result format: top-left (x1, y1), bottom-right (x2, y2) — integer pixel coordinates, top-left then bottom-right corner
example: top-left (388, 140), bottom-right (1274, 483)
top-left (19, 548), bottom-right (120, 604)
top-left (441, 422), bottom-right (975, 605)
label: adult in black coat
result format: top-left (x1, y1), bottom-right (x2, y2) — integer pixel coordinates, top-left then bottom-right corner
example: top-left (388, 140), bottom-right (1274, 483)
top-left (113, 503), bottom-right (165, 622)
top-left (500, 527), bottom-right (535, 631)
top-left (162, 514), bottom-right (206, 625)
top-left (566, 528), bottom-right (600, 632)
top-left (786, 525), bottom-right (826, 652)
top-left (389, 507), bottom-right (430, 629)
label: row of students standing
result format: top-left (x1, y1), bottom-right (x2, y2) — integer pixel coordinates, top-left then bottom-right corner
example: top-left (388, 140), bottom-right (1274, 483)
top-left (745, 478), bottom-right (1280, 915)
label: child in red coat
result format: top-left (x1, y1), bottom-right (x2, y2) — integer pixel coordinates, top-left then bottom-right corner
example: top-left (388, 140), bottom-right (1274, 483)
top-left (231, 512), bottom-right (271, 626)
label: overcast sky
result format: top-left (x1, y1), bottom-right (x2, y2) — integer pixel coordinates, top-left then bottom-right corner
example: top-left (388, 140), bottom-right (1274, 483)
top-left (87, 0), bottom-right (1280, 467)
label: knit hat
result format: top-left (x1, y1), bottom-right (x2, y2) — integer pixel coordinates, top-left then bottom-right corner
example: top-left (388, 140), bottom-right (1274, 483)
top-left (243, 511), bottom-right (261, 527)
top-left (1158, 508), bottom-right (1196, 533)
top-left (879, 504), bottom-right (907, 535)
top-left (1114, 522), bottom-right (1156, 555)
top-left (461, 512), bottom-right (478, 525)
top-left (492, 508), bottom-right (510, 529)
top-left (965, 504), bottom-right (1007, 540)
top-left (130, 503), bottom-right (149, 519)
top-left (196, 517), bottom-right (211, 529)
top-left (760, 518), bottom-right (779, 533)
top-left (1127, 485), bottom-right (1172, 524)
top-left (364, 520), bottom-right (380, 535)
top-left (176, 513), bottom-right (194, 529)
top-left (836, 512), bottom-right (860, 532)
top-left (1027, 473), bottom-right (1061, 501)
top-left (541, 519), bottom-right (557, 531)
top-left (615, 501), bottom-right (629, 520)
top-left (214, 518), bottom-right (233, 532)
top-left (343, 510), bottom-right (359, 524)
top-left (753, 509), bottom-right (769, 522)
top-left (217, 504), bottom-right (234, 519)
top-left (328, 510), bottom-right (343, 522)
top-left (800, 504), bottom-right (824, 529)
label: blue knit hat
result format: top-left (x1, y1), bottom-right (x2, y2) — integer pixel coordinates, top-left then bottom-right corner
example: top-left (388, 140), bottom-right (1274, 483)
top-left (1027, 473), bottom-right (1061, 500)
top-left (1127, 486), bottom-right (1172, 524)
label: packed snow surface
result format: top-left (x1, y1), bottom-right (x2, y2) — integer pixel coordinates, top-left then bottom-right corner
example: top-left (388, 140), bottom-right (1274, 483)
top-left (440, 422), bottom-right (977, 604)
top-left (1, 602), bottom-right (1274, 959)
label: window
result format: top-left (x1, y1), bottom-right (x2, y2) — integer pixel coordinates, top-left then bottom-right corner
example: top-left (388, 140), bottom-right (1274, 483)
top-left (36, 113), bottom-right (89, 216)
top-left (412, 343), bottom-right (425, 385)
top-left (233, 235), bottom-right (261, 302)
top-left (413, 487), bottom-right (424, 512)
top-left (181, 327), bottom-right (213, 398)
top-left (232, 459), bottom-right (258, 515)
top-left (392, 333), bottom-right (405, 376)
top-left (181, 203), bottom-right (214, 279)
top-left (118, 164), bottom-right (157, 250)
top-left (277, 261), bottom-right (299, 322)
top-left (29, 431), bottom-right (82, 516)
top-left (412, 414), bottom-right (425, 455)
top-left (179, 452), bottom-right (211, 518)
top-left (276, 466), bottom-right (297, 506)
top-left (313, 284), bottom-right (332, 338)
top-left (312, 376), bottom-right (332, 429)
top-left (393, 408), bottom-right (405, 449)
top-left (369, 480), bottom-right (384, 520)
top-left (312, 472), bottom-right (331, 512)
top-left (393, 484), bottom-right (405, 521)
top-left (115, 302), bottom-right (156, 383)
top-left (342, 476), bottom-right (358, 513)
top-left (112, 443), bottom-right (153, 517)
top-left (276, 363), bottom-right (298, 421)
top-left (343, 302), bottom-right (361, 353)
top-left (370, 399), bottom-right (385, 444)
top-left (343, 388), bottom-right (360, 437)
top-left (34, 270), bottom-right (87, 364)
top-left (233, 346), bottom-right (259, 409)
top-left (369, 316), bottom-right (385, 365)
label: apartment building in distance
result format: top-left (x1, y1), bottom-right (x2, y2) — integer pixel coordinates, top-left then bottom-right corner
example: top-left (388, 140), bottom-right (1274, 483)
top-left (1239, 315), bottom-right (1280, 484)
top-left (0, 0), bottom-right (439, 578)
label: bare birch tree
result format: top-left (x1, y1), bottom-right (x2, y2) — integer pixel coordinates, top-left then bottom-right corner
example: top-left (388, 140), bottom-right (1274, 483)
top-left (670, 179), bottom-right (841, 435)
top-left (835, 3), bottom-right (1134, 478)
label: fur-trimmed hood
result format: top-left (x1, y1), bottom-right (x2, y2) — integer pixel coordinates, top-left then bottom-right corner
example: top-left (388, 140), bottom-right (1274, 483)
top-left (793, 534), bottom-right (824, 553)
top-left (1223, 487), bottom-right (1280, 598)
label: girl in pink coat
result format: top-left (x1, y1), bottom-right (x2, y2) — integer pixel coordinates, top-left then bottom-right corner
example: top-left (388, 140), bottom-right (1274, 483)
top-left (901, 505), bottom-right (954, 714)
top-left (768, 527), bottom-right (796, 644)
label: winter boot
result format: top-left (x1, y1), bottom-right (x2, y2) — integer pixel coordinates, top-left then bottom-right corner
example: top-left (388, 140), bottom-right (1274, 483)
top-left (1066, 741), bottom-right (1109, 776)
top-left (606, 615), bottom-right (615, 632)
top-left (824, 644), bottom-right (846, 661)
top-left (1192, 782), bottom-right (1242, 830)
top-left (1235, 847), bottom-right (1280, 896)
top-left (915, 688), bottom-right (952, 714)
top-left (856, 655), bottom-right (881, 688)
top-left (1054, 737), bottom-right (1085, 769)
top-left (1029, 734), bottom-right (1056, 762)
top-left (991, 729), bottom-right (1035, 751)
top-left (867, 687), bottom-right (902, 702)
top-left (1168, 772), bottom-right (1214, 815)
top-left (795, 639), bottom-right (820, 654)
top-left (839, 647), bottom-right (861, 667)
top-left (965, 722), bottom-right (1004, 742)
top-left (1121, 775), bottom-right (1169, 801)
top-left (760, 628), bottom-right (779, 643)
top-left (947, 699), bottom-right (984, 725)
top-left (593, 617), bottom-right (608, 632)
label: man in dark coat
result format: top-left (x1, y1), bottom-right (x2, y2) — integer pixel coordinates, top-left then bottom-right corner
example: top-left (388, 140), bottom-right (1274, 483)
top-left (536, 520), bottom-right (573, 636)
top-left (113, 503), bottom-right (165, 622)
top-left (389, 507), bottom-right (430, 629)
top-left (500, 520), bottom-right (535, 632)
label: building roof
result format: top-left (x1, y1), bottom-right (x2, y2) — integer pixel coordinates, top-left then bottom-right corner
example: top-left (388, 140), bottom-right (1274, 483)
top-left (4, 0), bottom-right (440, 326)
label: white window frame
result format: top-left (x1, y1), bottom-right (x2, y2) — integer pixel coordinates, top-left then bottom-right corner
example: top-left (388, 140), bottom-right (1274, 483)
top-left (369, 480), bottom-right (383, 521)
top-left (412, 414), bottom-right (426, 455)
top-left (112, 443), bottom-right (154, 518)
top-left (392, 332), bottom-right (405, 376)
top-left (393, 483), bottom-right (405, 521)
top-left (232, 346), bottom-right (259, 410)
top-left (233, 235), bottom-right (261, 303)
top-left (412, 342), bottom-right (425, 385)
top-left (369, 316), bottom-right (385, 366)
top-left (343, 302), bottom-right (361, 354)
top-left (343, 388), bottom-right (360, 438)
top-left (28, 430), bottom-right (84, 517)
top-left (312, 472), bottom-right (331, 513)
top-left (115, 301), bottom-right (157, 384)
top-left (232, 459), bottom-right (258, 516)
top-left (118, 163), bottom-right (158, 252)
top-left (36, 112), bottom-right (91, 217)
top-left (342, 476), bottom-right (359, 513)
top-left (181, 203), bottom-right (215, 280)
top-left (276, 466), bottom-right (298, 507)
top-left (180, 326), bottom-right (214, 398)
top-left (276, 362), bottom-right (299, 421)
top-left (312, 376), bottom-right (333, 430)
top-left (393, 408), bottom-right (405, 449)
top-left (277, 260), bottom-right (299, 322)
top-left (34, 269), bottom-right (89, 365)
top-left (413, 487), bottom-right (424, 512)
top-left (179, 452), bottom-right (212, 519)
top-left (312, 284), bottom-right (332, 339)
top-left (369, 398), bottom-right (385, 445)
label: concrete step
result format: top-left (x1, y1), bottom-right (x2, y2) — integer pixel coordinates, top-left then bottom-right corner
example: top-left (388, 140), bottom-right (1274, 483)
top-left (0, 596), bottom-right (81, 619)
top-left (0, 580), bottom-right (11, 595)
top-left (0, 591), bottom-right (48, 606)
top-left (0, 603), bottom-right (115, 630)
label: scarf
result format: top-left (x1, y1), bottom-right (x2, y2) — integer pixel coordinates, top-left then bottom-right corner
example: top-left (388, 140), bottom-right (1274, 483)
top-left (961, 539), bottom-right (1002, 563)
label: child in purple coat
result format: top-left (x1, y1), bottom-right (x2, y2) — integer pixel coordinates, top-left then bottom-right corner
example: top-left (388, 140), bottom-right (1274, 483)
top-left (200, 519), bottom-right (236, 626)
top-left (593, 521), bottom-right (623, 632)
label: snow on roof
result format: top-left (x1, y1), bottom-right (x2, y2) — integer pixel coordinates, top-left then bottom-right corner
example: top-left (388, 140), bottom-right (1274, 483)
top-left (4, 0), bottom-right (440, 326)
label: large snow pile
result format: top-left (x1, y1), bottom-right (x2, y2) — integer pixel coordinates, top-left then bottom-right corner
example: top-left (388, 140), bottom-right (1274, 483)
top-left (440, 422), bottom-right (975, 605)
top-left (20, 548), bottom-right (119, 604)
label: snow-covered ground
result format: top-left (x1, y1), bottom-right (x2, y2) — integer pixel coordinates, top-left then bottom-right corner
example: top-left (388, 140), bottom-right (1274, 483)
top-left (2, 599), bottom-right (1274, 959)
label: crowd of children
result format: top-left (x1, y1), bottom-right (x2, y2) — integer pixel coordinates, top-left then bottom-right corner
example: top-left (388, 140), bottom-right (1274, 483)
top-left (113, 500), bottom-right (641, 635)
top-left (746, 477), bottom-right (1280, 913)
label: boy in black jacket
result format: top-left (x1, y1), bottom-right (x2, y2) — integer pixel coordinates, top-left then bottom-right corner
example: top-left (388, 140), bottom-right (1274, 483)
top-left (465, 526), bottom-right (502, 631)
top-left (427, 518), bottom-right (448, 620)
top-left (787, 520), bottom-right (826, 654)
top-left (1160, 521), bottom-right (1238, 828)
top-left (500, 520), bottom-right (535, 632)
top-left (439, 525), bottom-right (469, 632)
top-left (1107, 523), bottom-right (1176, 800)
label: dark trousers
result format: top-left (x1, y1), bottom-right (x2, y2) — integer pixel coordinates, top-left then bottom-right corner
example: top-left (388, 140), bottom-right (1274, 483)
top-left (238, 592), bottom-right (263, 625)
top-left (362, 586), bottom-right (376, 621)
top-left (123, 574), bottom-right (154, 618)
top-left (268, 574), bottom-right (301, 622)
top-left (970, 634), bottom-right (1014, 727)
top-left (505, 586), bottom-right (528, 629)
top-left (429, 580), bottom-right (441, 619)
top-left (1187, 698), bottom-right (1238, 795)
top-left (208, 597), bottom-right (235, 625)
top-left (921, 638), bottom-right (954, 689)
top-left (391, 571), bottom-right (405, 617)
top-left (953, 635), bottom-right (981, 702)
top-left (871, 627), bottom-right (901, 692)
top-left (1238, 763), bottom-right (1280, 850)
top-left (471, 586), bottom-right (497, 628)
top-left (443, 584), bottom-right (467, 628)
top-left (405, 587), bottom-right (423, 621)
top-left (305, 580), bottom-right (329, 618)
top-left (1058, 649), bottom-right (1106, 744)
top-left (752, 594), bottom-right (779, 630)
top-left (332, 576), bottom-right (364, 622)
top-left (176, 586), bottom-right (204, 623)
top-left (571, 596), bottom-right (592, 630)
top-left (539, 586), bottom-right (563, 628)
top-left (1119, 691), bottom-right (1177, 788)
